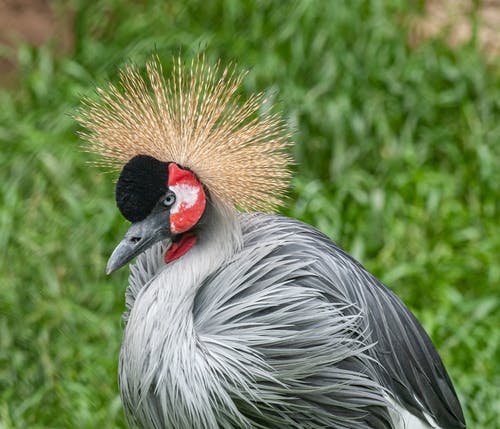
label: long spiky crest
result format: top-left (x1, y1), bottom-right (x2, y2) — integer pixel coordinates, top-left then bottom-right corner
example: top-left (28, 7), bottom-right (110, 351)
top-left (77, 56), bottom-right (293, 212)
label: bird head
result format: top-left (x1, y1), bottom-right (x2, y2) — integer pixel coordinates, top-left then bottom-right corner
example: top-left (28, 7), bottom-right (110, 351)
top-left (77, 56), bottom-right (292, 273)
top-left (105, 156), bottom-right (207, 273)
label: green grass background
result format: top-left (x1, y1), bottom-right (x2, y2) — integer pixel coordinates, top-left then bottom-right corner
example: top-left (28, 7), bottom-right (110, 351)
top-left (1, 0), bottom-right (499, 427)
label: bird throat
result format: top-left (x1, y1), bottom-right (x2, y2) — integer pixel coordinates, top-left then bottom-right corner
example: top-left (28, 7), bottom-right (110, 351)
top-left (164, 233), bottom-right (197, 263)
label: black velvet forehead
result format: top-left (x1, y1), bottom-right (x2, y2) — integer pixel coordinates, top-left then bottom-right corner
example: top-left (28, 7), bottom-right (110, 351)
top-left (115, 154), bottom-right (169, 222)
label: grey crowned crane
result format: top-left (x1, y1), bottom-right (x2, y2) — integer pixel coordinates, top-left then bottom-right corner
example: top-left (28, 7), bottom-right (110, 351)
top-left (78, 57), bottom-right (466, 429)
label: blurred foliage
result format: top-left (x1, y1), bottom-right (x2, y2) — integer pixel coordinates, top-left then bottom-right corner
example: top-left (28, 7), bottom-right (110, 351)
top-left (0, 0), bottom-right (499, 428)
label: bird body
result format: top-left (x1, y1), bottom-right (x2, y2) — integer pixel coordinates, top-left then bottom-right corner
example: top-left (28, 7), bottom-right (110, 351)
top-left (78, 56), bottom-right (465, 429)
top-left (119, 209), bottom-right (464, 429)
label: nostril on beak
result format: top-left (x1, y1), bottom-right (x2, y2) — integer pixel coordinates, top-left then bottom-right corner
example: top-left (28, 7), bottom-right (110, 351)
top-left (130, 236), bottom-right (141, 244)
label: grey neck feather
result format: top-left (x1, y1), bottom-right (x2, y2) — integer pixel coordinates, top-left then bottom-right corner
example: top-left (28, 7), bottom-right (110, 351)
top-left (119, 199), bottom-right (243, 429)
top-left (124, 199), bottom-right (242, 321)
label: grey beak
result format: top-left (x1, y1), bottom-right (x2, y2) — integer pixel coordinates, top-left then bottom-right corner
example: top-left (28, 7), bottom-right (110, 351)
top-left (106, 210), bottom-right (171, 274)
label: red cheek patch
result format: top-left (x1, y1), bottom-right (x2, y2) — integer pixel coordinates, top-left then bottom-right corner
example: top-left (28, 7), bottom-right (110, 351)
top-left (168, 163), bottom-right (206, 234)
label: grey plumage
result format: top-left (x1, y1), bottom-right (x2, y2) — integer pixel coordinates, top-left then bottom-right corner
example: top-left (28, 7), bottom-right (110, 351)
top-left (119, 202), bottom-right (465, 429)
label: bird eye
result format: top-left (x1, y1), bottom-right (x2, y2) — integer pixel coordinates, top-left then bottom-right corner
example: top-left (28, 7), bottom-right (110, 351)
top-left (162, 192), bottom-right (176, 207)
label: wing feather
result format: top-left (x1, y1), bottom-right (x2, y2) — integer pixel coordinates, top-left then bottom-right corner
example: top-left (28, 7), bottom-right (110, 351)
top-left (232, 214), bottom-right (465, 428)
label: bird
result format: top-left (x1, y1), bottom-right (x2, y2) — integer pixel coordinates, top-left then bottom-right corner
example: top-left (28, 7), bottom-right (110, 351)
top-left (77, 56), bottom-right (466, 429)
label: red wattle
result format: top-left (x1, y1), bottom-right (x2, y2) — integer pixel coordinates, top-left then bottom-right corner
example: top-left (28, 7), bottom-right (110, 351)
top-left (164, 234), bottom-right (197, 263)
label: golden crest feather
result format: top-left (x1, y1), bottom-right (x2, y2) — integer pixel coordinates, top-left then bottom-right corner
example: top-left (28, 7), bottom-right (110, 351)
top-left (77, 56), bottom-right (293, 212)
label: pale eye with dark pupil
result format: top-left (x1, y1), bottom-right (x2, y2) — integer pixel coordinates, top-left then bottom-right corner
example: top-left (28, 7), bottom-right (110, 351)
top-left (162, 192), bottom-right (176, 207)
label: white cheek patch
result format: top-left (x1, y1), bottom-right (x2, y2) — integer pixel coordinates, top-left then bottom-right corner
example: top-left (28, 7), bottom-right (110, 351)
top-left (169, 183), bottom-right (200, 214)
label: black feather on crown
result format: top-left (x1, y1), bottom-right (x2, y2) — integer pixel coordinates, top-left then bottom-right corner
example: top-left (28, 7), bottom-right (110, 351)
top-left (115, 154), bottom-right (169, 222)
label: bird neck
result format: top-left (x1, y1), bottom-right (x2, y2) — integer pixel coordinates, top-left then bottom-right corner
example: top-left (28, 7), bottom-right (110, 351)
top-left (145, 199), bottom-right (243, 314)
top-left (119, 200), bottom-right (243, 427)
top-left (167, 198), bottom-right (242, 296)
